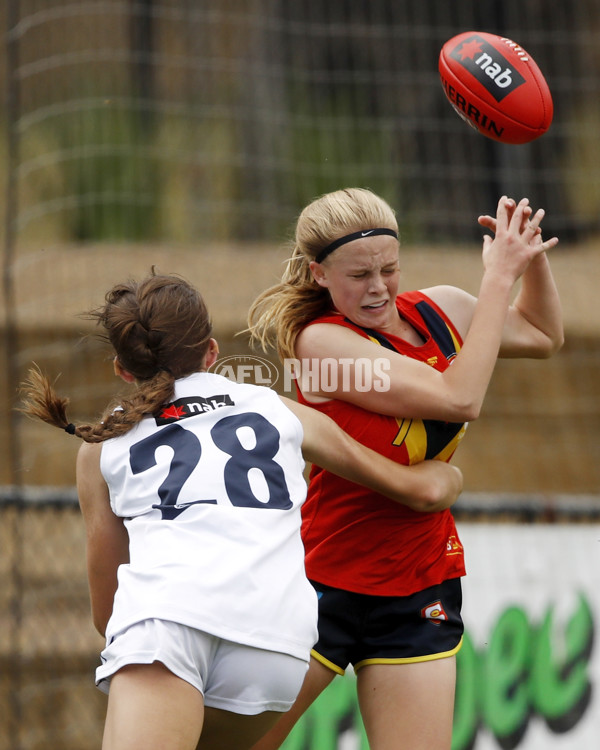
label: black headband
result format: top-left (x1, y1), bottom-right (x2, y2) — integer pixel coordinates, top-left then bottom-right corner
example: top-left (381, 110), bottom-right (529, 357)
top-left (315, 228), bottom-right (398, 264)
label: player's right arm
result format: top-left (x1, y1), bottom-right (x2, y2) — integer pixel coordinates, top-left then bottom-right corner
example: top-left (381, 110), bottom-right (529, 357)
top-left (76, 441), bottom-right (129, 637)
top-left (281, 397), bottom-right (463, 513)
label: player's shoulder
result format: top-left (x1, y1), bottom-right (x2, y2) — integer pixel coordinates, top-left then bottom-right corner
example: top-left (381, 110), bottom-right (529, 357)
top-left (77, 439), bottom-right (102, 466)
top-left (418, 285), bottom-right (477, 337)
top-left (419, 284), bottom-right (474, 307)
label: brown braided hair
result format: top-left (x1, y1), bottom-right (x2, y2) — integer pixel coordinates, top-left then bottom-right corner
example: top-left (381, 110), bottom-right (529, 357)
top-left (19, 271), bottom-right (213, 443)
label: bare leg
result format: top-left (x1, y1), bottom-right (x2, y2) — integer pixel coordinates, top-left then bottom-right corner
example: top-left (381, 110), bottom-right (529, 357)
top-left (197, 707), bottom-right (282, 750)
top-left (250, 657), bottom-right (338, 750)
top-left (102, 662), bottom-right (204, 750)
top-left (357, 657), bottom-right (456, 750)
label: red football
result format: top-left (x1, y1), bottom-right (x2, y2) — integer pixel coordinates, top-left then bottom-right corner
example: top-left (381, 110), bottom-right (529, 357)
top-left (439, 31), bottom-right (553, 144)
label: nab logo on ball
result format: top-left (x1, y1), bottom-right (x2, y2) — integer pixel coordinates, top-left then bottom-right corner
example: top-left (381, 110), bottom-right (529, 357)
top-left (439, 30), bottom-right (553, 144)
top-left (449, 34), bottom-right (525, 102)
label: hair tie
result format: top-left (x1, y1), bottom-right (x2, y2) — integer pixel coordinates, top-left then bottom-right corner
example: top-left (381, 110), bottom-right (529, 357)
top-left (64, 423), bottom-right (76, 435)
top-left (315, 228), bottom-right (398, 264)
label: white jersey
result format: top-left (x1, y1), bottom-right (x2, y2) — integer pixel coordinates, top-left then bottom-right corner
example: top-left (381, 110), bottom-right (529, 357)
top-left (100, 372), bottom-right (317, 661)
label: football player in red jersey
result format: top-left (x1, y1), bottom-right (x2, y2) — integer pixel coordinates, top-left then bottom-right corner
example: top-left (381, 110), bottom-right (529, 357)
top-left (248, 187), bottom-right (562, 750)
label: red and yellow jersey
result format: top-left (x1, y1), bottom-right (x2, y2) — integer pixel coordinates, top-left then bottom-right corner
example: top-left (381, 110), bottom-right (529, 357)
top-left (297, 291), bottom-right (467, 596)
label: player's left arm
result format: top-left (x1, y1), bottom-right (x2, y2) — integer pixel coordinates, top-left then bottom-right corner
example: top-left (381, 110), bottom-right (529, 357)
top-left (76, 441), bottom-right (129, 637)
top-left (281, 397), bottom-right (463, 513)
top-left (425, 254), bottom-right (563, 360)
top-left (477, 209), bottom-right (564, 357)
top-left (498, 251), bottom-right (564, 358)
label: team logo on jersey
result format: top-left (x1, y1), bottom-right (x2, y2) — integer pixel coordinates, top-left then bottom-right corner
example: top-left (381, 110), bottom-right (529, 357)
top-left (155, 395), bottom-right (234, 425)
top-left (446, 535), bottom-right (464, 556)
top-left (421, 600), bottom-right (448, 625)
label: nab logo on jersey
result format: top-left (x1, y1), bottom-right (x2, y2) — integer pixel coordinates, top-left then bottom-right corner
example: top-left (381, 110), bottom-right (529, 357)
top-left (450, 34), bottom-right (525, 101)
top-left (155, 395), bottom-right (234, 425)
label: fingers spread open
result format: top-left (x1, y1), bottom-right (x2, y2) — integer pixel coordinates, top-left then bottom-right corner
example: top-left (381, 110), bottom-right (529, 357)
top-left (495, 196), bottom-right (513, 230)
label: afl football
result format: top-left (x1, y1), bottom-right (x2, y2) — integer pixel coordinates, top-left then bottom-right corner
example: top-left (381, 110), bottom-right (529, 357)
top-left (439, 31), bottom-right (553, 144)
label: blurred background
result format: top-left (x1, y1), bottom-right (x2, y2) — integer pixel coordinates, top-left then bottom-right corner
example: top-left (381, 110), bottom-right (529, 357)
top-left (1, 1), bottom-right (599, 748)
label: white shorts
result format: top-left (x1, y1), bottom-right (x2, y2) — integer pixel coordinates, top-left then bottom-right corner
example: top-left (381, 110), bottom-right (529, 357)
top-left (95, 618), bottom-right (309, 715)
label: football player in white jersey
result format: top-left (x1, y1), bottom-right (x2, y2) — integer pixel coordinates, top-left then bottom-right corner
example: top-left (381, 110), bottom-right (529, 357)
top-left (20, 271), bottom-right (462, 750)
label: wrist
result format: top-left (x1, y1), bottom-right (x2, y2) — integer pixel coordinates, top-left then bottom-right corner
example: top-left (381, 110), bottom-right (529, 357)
top-left (479, 268), bottom-right (514, 297)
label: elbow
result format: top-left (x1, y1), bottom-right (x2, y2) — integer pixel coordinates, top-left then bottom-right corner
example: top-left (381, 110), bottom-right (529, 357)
top-left (460, 402), bottom-right (482, 422)
top-left (439, 384), bottom-right (485, 423)
top-left (545, 330), bottom-right (565, 358)
top-left (418, 390), bottom-right (482, 423)
top-left (530, 330), bottom-right (565, 359)
top-left (448, 395), bottom-right (482, 423)
top-left (414, 464), bottom-right (464, 512)
top-left (419, 487), bottom-right (450, 512)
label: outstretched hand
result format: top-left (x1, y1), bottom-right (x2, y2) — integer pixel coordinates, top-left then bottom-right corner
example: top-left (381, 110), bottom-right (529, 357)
top-left (478, 197), bottom-right (558, 250)
top-left (478, 197), bottom-right (558, 281)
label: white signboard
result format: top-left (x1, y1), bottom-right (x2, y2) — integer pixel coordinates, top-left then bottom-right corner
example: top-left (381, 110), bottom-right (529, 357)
top-left (456, 524), bottom-right (600, 750)
top-left (283, 524), bottom-right (600, 750)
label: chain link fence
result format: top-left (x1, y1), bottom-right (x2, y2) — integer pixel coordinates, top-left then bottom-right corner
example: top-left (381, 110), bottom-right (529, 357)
top-left (1, 1), bottom-right (599, 747)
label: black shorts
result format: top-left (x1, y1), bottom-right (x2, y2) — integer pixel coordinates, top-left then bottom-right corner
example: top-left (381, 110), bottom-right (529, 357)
top-left (309, 578), bottom-right (464, 674)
